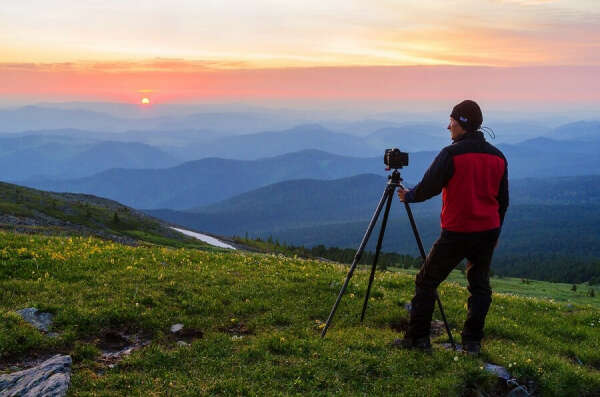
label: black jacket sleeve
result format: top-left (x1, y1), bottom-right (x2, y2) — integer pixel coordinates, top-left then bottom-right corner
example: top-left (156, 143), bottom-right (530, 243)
top-left (405, 149), bottom-right (454, 203)
top-left (497, 160), bottom-right (509, 226)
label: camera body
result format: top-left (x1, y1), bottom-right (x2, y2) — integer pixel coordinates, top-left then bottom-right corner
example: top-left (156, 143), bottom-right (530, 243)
top-left (384, 148), bottom-right (409, 169)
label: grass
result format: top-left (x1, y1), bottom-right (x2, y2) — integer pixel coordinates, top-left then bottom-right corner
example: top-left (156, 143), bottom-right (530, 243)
top-left (0, 230), bottom-right (599, 396)
top-left (395, 268), bottom-right (600, 309)
top-left (0, 181), bottom-right (211, 249)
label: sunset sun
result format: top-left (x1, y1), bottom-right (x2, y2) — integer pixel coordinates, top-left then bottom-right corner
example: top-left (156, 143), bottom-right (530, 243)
top-left (141, 97), bottom-right (150, 105)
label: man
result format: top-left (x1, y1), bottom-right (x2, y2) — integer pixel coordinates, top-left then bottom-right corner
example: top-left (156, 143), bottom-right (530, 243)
top-left (395, 100), bottom-right (509, 354)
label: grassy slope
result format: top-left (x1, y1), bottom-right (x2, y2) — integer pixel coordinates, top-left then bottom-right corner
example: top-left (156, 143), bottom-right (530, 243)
top-left (0, 182), bottom-right (209, 249)
top-left (0, 231), bottom-right (599, 396)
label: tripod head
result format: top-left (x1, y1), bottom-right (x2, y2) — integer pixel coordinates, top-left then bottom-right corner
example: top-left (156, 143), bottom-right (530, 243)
top-left (387, 168), bottom-right (403, 188)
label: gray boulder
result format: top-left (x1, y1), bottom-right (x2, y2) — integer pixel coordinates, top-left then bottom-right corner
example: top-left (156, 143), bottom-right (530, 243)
top-left (16, 308), bottom-right (53, 333)
top-left (0, 355), bottom-right (71, 397)
top-left (484, 363), bottom-right (511, 380)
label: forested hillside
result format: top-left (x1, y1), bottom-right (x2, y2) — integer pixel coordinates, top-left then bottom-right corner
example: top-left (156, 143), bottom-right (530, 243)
top-left (150, 175), bottom-right (600, 284)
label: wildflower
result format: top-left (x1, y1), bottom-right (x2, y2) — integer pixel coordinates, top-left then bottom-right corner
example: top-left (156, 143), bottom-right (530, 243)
top-left (454, 356), bottom-right (459, 362)
top-left (280, 337), bottom-right (286, 343)
top-left (230, 318), bottom-right (237, 323)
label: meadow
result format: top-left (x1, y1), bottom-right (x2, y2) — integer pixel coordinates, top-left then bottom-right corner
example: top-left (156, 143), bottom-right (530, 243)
top-left (0, 231), bottom-right (599, 396)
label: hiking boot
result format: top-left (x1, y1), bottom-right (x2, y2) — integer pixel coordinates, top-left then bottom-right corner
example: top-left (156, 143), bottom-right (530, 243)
top-left (462, 340), bottom-right (481, 355)
top-left (391, 336), bottom-right (432, 352)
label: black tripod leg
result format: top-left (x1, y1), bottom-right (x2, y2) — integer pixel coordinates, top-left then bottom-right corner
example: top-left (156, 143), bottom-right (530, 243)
top-left (321, 187), bottom-right (391, 338)
top-left (404, 201), bottom-right (456, 350)
top-left (360, 187), bottom-right (394, 322)
top-left (403, 202), bottom-right (427, 259)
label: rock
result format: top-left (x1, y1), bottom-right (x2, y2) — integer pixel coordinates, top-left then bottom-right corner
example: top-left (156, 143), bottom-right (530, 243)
top-left (101, 347), bottom-right (134, 361)
top-left (0, 354), bottom-right (71, 397)
top-left (430, 320), bottom-right (445, 336)
top-left (484, 363), bottom-right (511, 380)
top-left (16, 308), bottom-right (54, 333)
top-left (440, 343), bottom-right (463, 352)
top-left (506, 385), bottom-right (530, 397)
top-left (176, 341), bottom-right (189, 347)
top-left (170, 323), bottom-right (184, 334)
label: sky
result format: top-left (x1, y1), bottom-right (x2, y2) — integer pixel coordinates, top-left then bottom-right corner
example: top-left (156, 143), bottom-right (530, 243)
top-left (1, 0), bottom-right (599, 108)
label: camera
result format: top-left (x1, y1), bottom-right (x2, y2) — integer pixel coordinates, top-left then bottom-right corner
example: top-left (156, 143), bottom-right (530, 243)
top-left (384, 148), bottom-right (409, 169)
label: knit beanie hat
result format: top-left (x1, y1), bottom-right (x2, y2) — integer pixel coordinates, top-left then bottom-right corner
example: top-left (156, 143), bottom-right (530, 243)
top-left (450, 100), bottom-right (483, 132)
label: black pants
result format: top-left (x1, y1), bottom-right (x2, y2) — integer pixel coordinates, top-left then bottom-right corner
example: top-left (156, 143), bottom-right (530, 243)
top-left (407, 228), bottom-right (499, 342)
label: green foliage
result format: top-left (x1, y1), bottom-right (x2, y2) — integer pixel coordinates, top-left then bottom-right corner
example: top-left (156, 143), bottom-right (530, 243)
top-left (0, 231), bottom-right (599, 395)
top-left (72, 342), bottom-right (100, 363)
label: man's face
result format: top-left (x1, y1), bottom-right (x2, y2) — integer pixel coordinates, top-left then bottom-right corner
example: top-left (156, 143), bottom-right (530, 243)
top-left (447, 117), bottom-right (466, 140)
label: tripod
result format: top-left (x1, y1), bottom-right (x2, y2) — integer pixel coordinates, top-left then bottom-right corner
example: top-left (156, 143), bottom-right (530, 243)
top-left (320, 168), bottom-right (456, 350)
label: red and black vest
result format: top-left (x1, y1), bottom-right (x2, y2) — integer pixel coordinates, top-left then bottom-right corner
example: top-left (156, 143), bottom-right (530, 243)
top-left (405, 131), bottom-right (509, 233)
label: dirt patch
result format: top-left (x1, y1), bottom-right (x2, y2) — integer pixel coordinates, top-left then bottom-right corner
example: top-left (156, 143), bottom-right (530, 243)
top-left (172, 328), bottom-right (204, 344)
top-left (96, 330), bottom-right (130, 353)
top-left (94, 330), bottom-right (151, 367)
top-left (587, 358), bottom-right (600, 371)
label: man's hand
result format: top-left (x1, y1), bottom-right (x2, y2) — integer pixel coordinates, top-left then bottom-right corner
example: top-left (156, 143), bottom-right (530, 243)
top-left (397, 187), bottom-right (409, 202)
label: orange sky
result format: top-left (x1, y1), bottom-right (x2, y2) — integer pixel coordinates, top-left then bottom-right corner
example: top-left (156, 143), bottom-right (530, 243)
top-left (1, 1), bottom-right (599, 105)
top-left (2, 63), bottom-right (599, 105)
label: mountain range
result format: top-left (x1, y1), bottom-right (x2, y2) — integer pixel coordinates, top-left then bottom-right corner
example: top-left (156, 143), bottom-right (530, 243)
top-left (0, 133), bottom-right (178, 181)
top-left (148, 173), bottom-right (600, 235)
top-left (21, 129), bottom-right (600, 210)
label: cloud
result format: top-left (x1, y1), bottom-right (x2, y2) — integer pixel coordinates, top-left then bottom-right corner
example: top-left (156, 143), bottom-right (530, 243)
top-left (1, 1), bottom-right (599, 68)
top-left (0, 59), bottom-right (252, 74)
top-left (1, 62), bottom-right (599, 105)
top-left (497, 0), bottom-right (558, 4)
